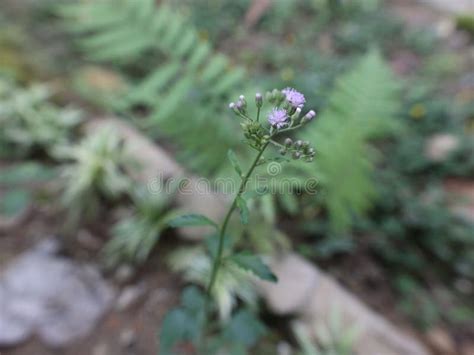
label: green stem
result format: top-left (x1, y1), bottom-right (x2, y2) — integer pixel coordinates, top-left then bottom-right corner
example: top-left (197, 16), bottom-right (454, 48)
top-left (206, 141), bottom-right (269, 295)
top-left (199, 141), bottom-right (270, 351)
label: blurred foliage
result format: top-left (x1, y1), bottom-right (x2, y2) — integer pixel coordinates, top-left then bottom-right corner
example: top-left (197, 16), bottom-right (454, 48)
top-left (300, 50), bottom-right (401, 229)
top-left (58, 128), bottom-right (135, 224)
top-left (167, 244), bottom-right (258, 321)
top-left (60, 0), bottom-right (247, 175)
top-left (160, 286), bottom-right (267, 355)
top-left (104, 186), bottom-right (180, 267)
top-left (456, 14), bottom-right (474, 37)
top-left (0, 0), bottom-right (472, 345)
top-left (0, 78), bottom-right (82, 158)
top-left (0, 162), bottom-right (56, 217)
top-left (59, 0), bottom-right (403, 233)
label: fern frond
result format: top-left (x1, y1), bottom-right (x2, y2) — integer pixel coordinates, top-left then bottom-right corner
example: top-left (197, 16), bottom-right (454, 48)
top-left (300, 50), bottom-right (401, 229)
top-left (61, 0), bottom-right (247, 174)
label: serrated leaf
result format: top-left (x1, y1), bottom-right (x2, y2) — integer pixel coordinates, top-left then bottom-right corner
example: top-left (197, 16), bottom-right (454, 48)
top-left (228, 149), bottom-right (242, 177)
top-left (230, 252), bottom-right (277, 282)
top-left (167, 214), bottom-right (217, 228)
top-left (235, 196), bottom-right (249, 225)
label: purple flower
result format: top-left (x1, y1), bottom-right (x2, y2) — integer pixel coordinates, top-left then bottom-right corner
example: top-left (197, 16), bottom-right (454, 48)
top-left (268, 108), bottom-right (288, 128)
top-left (282, 87), bottom-right (306, 108)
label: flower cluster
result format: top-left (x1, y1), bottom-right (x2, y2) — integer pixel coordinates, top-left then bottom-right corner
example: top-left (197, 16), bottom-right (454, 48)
top-left (281, 138), bottom-right (315, 162)
top-left (229, 88), bottom-right (317, 162)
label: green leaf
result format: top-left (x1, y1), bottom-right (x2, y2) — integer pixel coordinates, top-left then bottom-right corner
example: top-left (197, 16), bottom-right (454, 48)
top-left (206, 233), bottom-right (233, 259)
top-left (0, 189), bottom-right (31, 217)
top-left (228, 149), bottom-right (242, 177)
top-left (167, 214), bottom-right (217, 229)
top-left (159, 308), bottom-right (194, 355)
top-left (223, 309), bottom-right (267, 347)
top-left (181, 286), bottom-right (205, 313)
top-left (230, 252), bottom-right (277, 282)
top-left (235, 196), bottom-right (249, 225)
top-left (159, 286), bottom-right (205, 355)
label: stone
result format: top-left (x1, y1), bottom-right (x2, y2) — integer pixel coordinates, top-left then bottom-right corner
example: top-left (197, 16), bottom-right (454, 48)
top-left (0, 239), bottom-right (114, 347)
top-left (258, 253), bottom-right (430, 355)
top-left (425, 134), bottom-right (460, 162)
top-left (256, 254), bottom-right (319, 314)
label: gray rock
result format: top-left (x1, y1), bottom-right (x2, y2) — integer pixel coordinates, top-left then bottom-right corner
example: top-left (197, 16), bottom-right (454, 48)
top-left (256, 254), bottom-right (318, 314)
top-left (0, 239), bottom-right (114, 347)
top-left (258, 253), bottom-right (430, 355)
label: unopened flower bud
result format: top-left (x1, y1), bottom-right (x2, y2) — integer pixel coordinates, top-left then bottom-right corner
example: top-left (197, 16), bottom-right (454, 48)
top-left (302, 110), bottom-right (316, 123)
top-left (291, 107), bottom-right (302, 121)
top-left (229, 102), bottom-right (240, 115)
top-left (236, 100), bottom-right (246, 114)
top-left (302, 141), bottom-right (309, 148)
top-left (292, 152), bottom-right (301, 160)
top-left (255, 92), bottom-right (263, 108)
top-left (279, 148), bottom-right (287, 155)
top-left (284, 138), bottom-right (293, 147)
top-left (295, 140), bottom-right (303, 148)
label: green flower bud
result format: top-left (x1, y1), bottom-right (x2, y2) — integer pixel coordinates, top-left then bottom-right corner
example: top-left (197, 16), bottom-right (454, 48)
top-left (255, 92), bottom-right (263, 108)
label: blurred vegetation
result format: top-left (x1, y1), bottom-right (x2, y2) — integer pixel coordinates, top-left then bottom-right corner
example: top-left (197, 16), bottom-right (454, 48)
top-left (0, 0), bottom-right (473, 352)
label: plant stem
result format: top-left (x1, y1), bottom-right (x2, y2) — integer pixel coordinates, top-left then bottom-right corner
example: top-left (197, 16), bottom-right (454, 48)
top-left (199, 141), bottom-right (269, 350)
top-left (206, 141), bottom-right (269, 295)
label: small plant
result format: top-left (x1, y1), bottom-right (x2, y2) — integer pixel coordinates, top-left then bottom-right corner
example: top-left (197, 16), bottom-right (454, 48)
top-left (0, 78), bottom-right (82, 157)
top-left (103, 186), bottom-right (180, 268)
top-left (159, 88), bottom-right (317, 354)
top-left (59, 128), bottom-right (135, 224)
